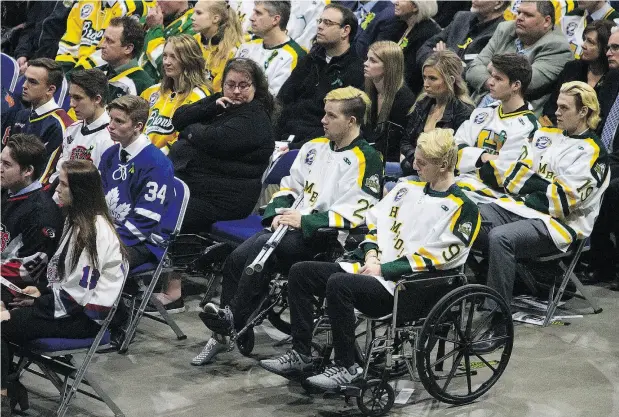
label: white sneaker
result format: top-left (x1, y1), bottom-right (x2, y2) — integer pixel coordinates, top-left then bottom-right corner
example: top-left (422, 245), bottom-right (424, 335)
top-left (190, 336), bottom-right (234, 366)
top-left (260, 349), bottom-right (313, 378)
top-left (202, 302), bottom-right (219, 315)
top-left (305, 364), bottom-right (362, 390)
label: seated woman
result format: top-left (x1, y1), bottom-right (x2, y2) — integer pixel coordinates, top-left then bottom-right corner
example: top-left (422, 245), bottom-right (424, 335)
top-left (1, 160), bottom-right (126, 413)
top-left (140, 34), bottom-right (212, 154)
top-left (400, 50), bottom-right (474, 178)
top-left (364, 40), bottom-right (416, 178)
top-left (259, 128), bottom-right (481, 390)
top-left (381, 0), bottom-right (441, 94)
top-left (192, 0), bottom-right (243, 92)
top-left (542, 20), bottom-right (616, 126)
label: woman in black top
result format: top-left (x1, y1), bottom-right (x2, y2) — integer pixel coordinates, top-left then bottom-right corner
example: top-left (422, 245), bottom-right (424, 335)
top-left (400, 50), bottom-right (474, 177)
top-left (543, 20), bottom-right (616, 127)
top-left (170, 58), bottom-right (276, 233)
top-left (364, 40), bottom-right (416, 177)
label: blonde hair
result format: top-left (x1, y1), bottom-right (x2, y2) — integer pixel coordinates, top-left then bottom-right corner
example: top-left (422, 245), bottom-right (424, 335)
top-left (416, 128), bottom-right (458, 171)
top-left (420, 50), bottom-right (473, 106)
top-left (325, 87), bottom-right (372, 126)
top-left (204, 0), bottom-right (243, 65)
top-left (364, 41), bottom-right (405, 126)
top-left (559, 81), bottom-right (601, 130)
top-left (161, 34), bottom-right (213, 95)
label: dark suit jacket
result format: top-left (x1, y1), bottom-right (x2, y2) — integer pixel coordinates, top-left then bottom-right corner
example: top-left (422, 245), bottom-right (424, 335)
top-left (340, 1), bottom-right (396, 60)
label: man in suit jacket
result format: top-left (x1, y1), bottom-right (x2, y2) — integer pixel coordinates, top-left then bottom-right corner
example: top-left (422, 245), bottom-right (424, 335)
top-left (340, 1), bottom-right (397, 59)
top-left (466, 0), bottom-right (572, 116)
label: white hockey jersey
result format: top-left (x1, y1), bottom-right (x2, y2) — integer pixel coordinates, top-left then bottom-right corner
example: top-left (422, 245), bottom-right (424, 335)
top-left (339, 181), bottom-right (481, 295)
top-left (263, 137), bottom-right (383, 241)
top-left (46, 216), bottom-right (127, 324)
top-left (286, 0), bottom-right (327, 50)
top-left (235, 37), bottom-right (306, 95)
top-left (561, 4), bottom-right (619, 59)
top-left (497, 127), bottom-right (610, 252)
top-left (455, 102), bottom-right (538, 203)
top-left (52, 111), bottom-right (114, 183)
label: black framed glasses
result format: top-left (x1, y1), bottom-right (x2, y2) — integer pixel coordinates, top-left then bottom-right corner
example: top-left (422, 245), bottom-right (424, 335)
top-left (223, 82), bottom-right (253, 91)
top-left (607, 44), bottom-right (619, 53)
top-left (316, 18), bottom-right (344, 27)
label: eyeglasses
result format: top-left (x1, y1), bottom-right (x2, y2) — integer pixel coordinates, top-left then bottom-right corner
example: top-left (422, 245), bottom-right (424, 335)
top-left (317, 18), bottom-right (343, 27)
top-left (607, 44), bottom-right (619, 53)
top-left (223, 81), bottom-right (253, 91)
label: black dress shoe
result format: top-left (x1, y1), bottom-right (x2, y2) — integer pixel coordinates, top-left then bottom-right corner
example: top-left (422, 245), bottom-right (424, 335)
top-left (580, 270), bottom-right (615, 285)
top-left (473, 322), bottom-right (508, 355)
top-left (609, 280), bottom-right (619, 291)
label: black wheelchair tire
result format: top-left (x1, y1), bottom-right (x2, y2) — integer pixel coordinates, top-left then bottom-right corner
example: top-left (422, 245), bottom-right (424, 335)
top-left (267, 307), bottom-right (291, 335)
top-left (356, 379), bottom-right (395, 417)
top-left (236, 328), bottom-right (255, 356)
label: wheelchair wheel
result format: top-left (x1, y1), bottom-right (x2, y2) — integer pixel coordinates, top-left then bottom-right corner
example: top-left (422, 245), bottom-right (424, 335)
top-left (416, 284), bottom-right (513, 405)
top-left (267, 288), bottom-right (292, 335)
top-left (356, 379), bottom-right (395, 417)
top-left (237, 328), bottom-right (255, 356)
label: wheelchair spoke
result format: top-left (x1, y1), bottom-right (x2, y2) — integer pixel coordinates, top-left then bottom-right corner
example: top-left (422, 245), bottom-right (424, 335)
top-left (470, 306), bottom-right (500, 340)
top-left (429, 346), bottom-right (461, 369)
top-left (472, 335), bottom-right (510, 347)
top-left (465, 297), bottom-right (476, 336)
top-left (463, 352), bottom-right (473, 395)
top-left (442, 349), bottom-right (465, 392)
top-left (471, 352), bottom-right (499, 373)
top-left (432, 333), bottom-right (461, 346)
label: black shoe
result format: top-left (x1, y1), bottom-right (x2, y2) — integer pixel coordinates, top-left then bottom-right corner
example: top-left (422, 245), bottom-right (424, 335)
top-left (144, 297), bottom-right (185, 314)
top-left (579, 270), bottom-right (615, 285)
top-left (609, 279), bottom-right (619, 291)
top-left (473, 321), bottom-right (508, 354)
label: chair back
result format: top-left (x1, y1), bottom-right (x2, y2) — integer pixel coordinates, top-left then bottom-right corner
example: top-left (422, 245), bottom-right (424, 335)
top-left (1, 53), bottom-right (19, 92)
top-left (159, 177), bottom-right (190, 244)
top-left (264, 149), bottom-right (299, 185)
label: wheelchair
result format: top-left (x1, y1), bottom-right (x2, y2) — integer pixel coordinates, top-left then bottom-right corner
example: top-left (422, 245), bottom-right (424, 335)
top-left (304, 268), bottom-right (514, 416)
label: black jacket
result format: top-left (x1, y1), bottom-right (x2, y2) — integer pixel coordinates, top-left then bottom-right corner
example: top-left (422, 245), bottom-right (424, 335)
top-left (417, 11), bottom-right (504, 67)
top-left (365, 84), bottom-right (416, 162)
top-left (170, 95), bottom-right (274, 219)
top-left (276, 45), bottom-right (364, 148)
top-left (400, 95), bottom-right (473, 173)
top-left (378, 18), bottom-right (441, 94)
top-left (601, 70), bottom-right (619, 178)
top-left (13, 1), bottom-right (66, 60)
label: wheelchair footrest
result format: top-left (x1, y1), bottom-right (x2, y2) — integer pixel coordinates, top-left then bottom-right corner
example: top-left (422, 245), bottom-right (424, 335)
top-left (340, 384), bottom-right (362, 397)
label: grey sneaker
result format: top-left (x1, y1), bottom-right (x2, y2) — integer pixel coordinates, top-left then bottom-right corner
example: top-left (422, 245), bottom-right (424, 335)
top-left (260, 349), bottom-right (313, 378)
top-left (202, 302), bottom-right (219, 314)
top-left (305, 364), bottom-right (362, 390)
top-left (190, 336), bottom-right (234, 366)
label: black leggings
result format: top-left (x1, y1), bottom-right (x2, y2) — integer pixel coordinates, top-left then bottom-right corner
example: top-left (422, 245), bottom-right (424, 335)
top-left (1, 304), bottom-right (100, 389)
top-left (288, 261), bottom-right (393, 368)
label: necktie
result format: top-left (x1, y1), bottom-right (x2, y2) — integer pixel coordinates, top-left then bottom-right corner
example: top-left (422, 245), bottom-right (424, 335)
top-left (120, 149), bottom-right (130, 163)
top-left (601, 95), bottom-right (619, 152)
top-left (585, 14), bottom-right (594, 26)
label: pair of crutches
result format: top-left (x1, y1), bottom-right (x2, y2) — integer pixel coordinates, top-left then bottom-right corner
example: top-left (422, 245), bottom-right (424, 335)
top-left (245, 194), bottom-right (304, 276)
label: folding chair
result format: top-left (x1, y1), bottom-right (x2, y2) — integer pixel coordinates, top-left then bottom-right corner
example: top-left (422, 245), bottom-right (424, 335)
top-left (118, 177), bottom-right (190, 353)
top-left (516, 239), bottom-right (602, 327)
top-left (12, 262), bottom-right (130, 417)
top-left (1, 53), bottom-right (20, 92)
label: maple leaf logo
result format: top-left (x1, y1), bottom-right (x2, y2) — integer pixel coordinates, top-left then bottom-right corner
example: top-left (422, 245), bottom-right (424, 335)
top-left (105, 187), bottom-right (131, 222)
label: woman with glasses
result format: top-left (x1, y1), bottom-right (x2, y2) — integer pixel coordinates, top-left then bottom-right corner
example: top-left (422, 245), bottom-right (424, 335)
top-left (170, 58), bottom-right (276, 233)
top-left (363, 40), bottom-right (416, 178)
top-left (140, 34), bottom-right (213, 154)
top-left (542, 20), bottom-right (616, 128)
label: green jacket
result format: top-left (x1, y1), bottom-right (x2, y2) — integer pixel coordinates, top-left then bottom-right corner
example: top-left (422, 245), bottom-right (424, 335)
top-left (101, 59), bottom-right (154, 102)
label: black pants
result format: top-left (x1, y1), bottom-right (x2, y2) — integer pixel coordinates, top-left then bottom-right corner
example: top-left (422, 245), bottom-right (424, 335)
top-left (1, 303), bottom-right (100, 389)
top-left (220, 229), bottom-right (319, 331)
top-left (589, 178), bottom-right (619, 275)
top-left (288, 261), bottom-right (393, 368)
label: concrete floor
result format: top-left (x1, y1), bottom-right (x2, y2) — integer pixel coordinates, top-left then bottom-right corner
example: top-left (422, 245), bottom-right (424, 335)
top-left (16, 282), bottom-right (619, 417)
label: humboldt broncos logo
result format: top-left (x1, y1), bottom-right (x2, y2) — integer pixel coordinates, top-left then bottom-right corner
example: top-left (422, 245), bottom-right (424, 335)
top-left (145, 109), bottom-right (174, 135)
top-left (81, 21), bottom-right (104, 46)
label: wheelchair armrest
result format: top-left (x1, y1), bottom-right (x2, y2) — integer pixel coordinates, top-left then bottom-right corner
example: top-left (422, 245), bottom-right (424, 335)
top-left (315, 227), bottom-right (340, 240)
top-left (395, 268), bottom-right (466, 289)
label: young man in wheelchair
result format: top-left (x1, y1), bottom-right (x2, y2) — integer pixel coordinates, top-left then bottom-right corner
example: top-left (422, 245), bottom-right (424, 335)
top-left (455, 53), bottom-right (539, 203)
top-left (474, 81), bottom-right (610, 352)
top-left (260, 128), bottom-right (482, 390)
top-left (193, 87), bottom-right (384, 366)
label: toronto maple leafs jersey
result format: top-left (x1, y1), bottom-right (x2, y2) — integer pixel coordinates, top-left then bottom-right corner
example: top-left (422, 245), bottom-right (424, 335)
top-left (263, 137), bottom-right (383, 241)
top-left (455, 102), bottom-right (538, 203)
top-left (141, 83), bottom-right (211, 151)
top-left (235, 37), bottom-right (306, 96)
top-left (44, 216), bottom-right (127, 324)
top-left (339, 181), bottom-right (481, 295)
top-left (50, 111), bottom-right (114, 184)
top-left (99, 134), bottom-right (174, 261)
top-left (497, 127), bottom-right (610, 252)
top-left (1, 182), bottom-right (63, 290)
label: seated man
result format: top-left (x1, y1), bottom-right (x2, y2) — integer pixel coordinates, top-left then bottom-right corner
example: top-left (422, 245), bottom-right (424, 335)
top-left (465, 0), bottom-right (573, 116)
top-left (1, 134), bottom-right (63, 305)
top-left (260, 128), bottom-right (481, 389)
top-left (235, 1), bottom-right (306, 95)
top-left (49, 69), bottom-right (114, 185)
top-left (561, 0), bottom-right (619, 58)
top-left (99, 95), bottom-right (174, 273)
top-left (7, 58), bottom-right (74, 174)
top-left (276, 3), bottom-right (364, 149)
top-left (417, 0), bottom-right (508, 67)
top-left (456, 53), bottom-right (538, 203)
top-left (193, 87), bottom-right (383, 365)
top-left (475, 81), bottom-right (609, 351)
top-left (100, 16), bottom-right (154, 101)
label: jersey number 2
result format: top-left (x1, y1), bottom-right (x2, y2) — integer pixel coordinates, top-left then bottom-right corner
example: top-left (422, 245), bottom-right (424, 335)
top-left (145, 182), bottom-right (167, 204)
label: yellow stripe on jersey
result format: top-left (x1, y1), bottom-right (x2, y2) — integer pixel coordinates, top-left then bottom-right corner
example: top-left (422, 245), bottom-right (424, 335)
top-left (498, 104), bottom-right (533, 119)
top-left (554, 177), bottom-right (577, 208)
top-left (365, 234), bottom-right (377, 242)
top-left (411, 254), bottom-right (425, 269)
top-left (282, 44), bottom-right (300, 69)
top-left (549, 183), bottom-right (562, 217)
top-left (539, 126), bottom-right (563, 134)
top-left (549, 218), bottom-right (571, 243)
top-left (584, 138), bottom-right (600, 169)
top-left (449, 206), bottom-right (462, 232)
top-left (329, 212), bottom-right (345, 228)
top-left (309, 137), bottom-right (330, 144)
top-left (352, 147), bottom-right (366, 189)
top-left (488, 159), bottom-right (503, 186)
top-left (471, 213), bottom-right (482, 243)
top-left (418, 247), bottom-right (439, 267)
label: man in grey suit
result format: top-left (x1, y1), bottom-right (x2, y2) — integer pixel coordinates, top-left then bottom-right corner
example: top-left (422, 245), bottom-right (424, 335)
top-left (466, 0), bottom-right (573, 116)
